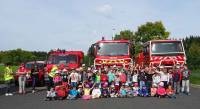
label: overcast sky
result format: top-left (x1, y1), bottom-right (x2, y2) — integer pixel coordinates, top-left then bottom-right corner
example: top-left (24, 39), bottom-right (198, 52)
top-left (0, 0), bottom-right (200, 52)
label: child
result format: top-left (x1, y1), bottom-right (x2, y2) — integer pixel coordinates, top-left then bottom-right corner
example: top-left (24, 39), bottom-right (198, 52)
top-left (45, 88), bottom-right (57, 101)
top-left (151, 84), bottom-right (157, 97)
top-left (101, 82), bottom-right (110, 98)
top-left (152, 73), bottom-right (161, 87)
top-left (67, 87), bottom-right (78, 100)
top-left (92, 84), bottom-right (101, 99)
top-left (114, 74), bottom-right (120, 92)
top-left (132, 83), bottom-right (139, 97)
top-left (126, 84), bottom-right (133, 98)
top-left (166, 85), bottom-right (176, 99)
top-left (110, 85), bottom-right (118, 98)
top-left (157, 82), bottom-right (166, 98)
top-left (132, 71), bottom-right (138, 85)
top-left (82, 82), bottom-right (95, 100)
top-left (77, 84), bottom-right (83, 98)
top-left (139, 86), bottom-right (148, 97)
top-left (53, 71), bottom-right (62, 86)
top-left (55, 84), bottom-right (68, 100)
top-left (119, 84), bottom-right (127, 98)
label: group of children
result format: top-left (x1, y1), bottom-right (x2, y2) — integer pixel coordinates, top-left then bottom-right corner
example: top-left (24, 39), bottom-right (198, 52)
top-left (45, 64), bottom-right (190, 101)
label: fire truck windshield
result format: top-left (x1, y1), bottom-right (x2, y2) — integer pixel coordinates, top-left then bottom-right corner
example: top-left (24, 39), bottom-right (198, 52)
top-left (48, 55), bottom-right (77, 65)
top-left (151, 42), bottom-right (183, 54)
top-left (97, 42), bottom-right (128, 56)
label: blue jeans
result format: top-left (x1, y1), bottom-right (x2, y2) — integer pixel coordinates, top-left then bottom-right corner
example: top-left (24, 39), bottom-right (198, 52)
top-left (139, 81), bottom-right (145, 89)
top-left (71, 82), bottom-right (77, 87)
top-left (18, 76), bottom-right (26, 93)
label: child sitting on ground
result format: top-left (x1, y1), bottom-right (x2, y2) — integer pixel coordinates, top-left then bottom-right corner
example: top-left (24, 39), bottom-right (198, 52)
top-left (101, 82), bottom-right (110, 98)
top-left (126, 84), bottom-right (133, 98)
top-left (119, 84), bottom-right (127, 98)
top-left (110, 84), bottom-right (118, 98)
top-left (45, 88), bottom-right (56, 101)
top-left (157, 82), bottom-right (166, 98)
top-left (77, 84), bottom-right (83, 98)
top-left (82, 82), bottom-right (95, 100)
top-left (67, 87), bottom-right (78, 100)
top-left (166, 85), bottom-right (176, 99)
top-left (139, 86), bottom-right (148, 97)
top-left (55, 84), bottom-right (68, 100)
top-left (92, 84), bottom-right (101, 99)
top-left (132, 83), bottom-right (139, 97)
top-left (151, 84), bottom-right (157, 97)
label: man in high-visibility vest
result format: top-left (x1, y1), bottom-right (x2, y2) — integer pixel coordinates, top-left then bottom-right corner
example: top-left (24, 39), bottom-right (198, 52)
top-left (4, 63), bottom-right (14, 96)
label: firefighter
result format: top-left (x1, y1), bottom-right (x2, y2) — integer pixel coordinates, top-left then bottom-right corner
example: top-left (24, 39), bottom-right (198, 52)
top-left (4, 63), bottom-right (14, 96)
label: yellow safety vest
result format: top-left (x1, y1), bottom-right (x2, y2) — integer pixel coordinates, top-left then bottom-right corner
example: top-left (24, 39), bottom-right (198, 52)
top-left (48, 66), bottom-right (58, 78)
top-left (4, 67), bottom-right (14, 81)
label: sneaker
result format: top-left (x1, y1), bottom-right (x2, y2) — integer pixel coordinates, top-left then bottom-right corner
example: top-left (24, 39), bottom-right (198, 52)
top-left (32, 90), bottom-right (35, 93)
top-left (8, 93), bottom-right (13, 96)
top-left (186, 93), bottom-right (191, 96)
top-left (5, 93), bottom-right (9, 96)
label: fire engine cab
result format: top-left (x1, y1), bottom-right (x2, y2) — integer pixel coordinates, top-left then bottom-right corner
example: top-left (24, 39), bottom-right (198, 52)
top-left (89, 38), bottom-right (133, 69)
top-left (46, 49), bottom-right (84, 71)
top-left (137, 40), bottom-right (186, 68)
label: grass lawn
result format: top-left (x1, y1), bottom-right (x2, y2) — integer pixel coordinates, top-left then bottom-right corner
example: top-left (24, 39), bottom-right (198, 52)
top-left (190, 69), bottom-right (200, 85)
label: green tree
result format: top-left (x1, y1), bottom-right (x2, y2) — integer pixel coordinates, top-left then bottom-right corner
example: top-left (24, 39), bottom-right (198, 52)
top-left (114, 30), bottom-right (135, 40)
top-left (135, 21), bottom-right (170, 43)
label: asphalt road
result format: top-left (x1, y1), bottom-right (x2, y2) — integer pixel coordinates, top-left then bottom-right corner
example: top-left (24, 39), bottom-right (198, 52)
top-left (0, 87), bottom-right (200, 109)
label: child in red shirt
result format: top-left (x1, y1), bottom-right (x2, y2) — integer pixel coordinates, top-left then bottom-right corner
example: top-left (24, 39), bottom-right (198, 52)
top-left (157, 82), bottom-right (166, 98)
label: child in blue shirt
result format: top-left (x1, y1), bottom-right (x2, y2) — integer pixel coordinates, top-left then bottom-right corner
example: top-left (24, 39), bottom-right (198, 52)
top-left (119, 85), bottom-right (127, 98)
top-left (67, 87), bottom-right (78, 100)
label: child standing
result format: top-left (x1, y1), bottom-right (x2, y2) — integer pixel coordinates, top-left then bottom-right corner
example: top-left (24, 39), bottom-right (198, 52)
top-left (53, 71), bottom-right (62, 86)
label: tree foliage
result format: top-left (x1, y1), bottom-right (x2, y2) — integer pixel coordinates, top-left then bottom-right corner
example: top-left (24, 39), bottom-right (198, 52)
top-left (0, 49), bottom-right (47, 65)
top-left (183, 36), bottom-right (200, 69)
top-left (114, 30), bottom-right (135, 40)
top-left (135, 21), bottom-right (170, 43)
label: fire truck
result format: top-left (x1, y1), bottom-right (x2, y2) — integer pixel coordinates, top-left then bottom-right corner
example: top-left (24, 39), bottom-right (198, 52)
top-left (46, 49), bottom-right (84, 71)
top-left (88, 38), bottom-right (133, 68)
top-left (136, 40), bottom-right (186, 68)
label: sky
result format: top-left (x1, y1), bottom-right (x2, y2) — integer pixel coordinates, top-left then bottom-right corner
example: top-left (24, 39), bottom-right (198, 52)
top-left (0, 0), bottom-right (200, 53)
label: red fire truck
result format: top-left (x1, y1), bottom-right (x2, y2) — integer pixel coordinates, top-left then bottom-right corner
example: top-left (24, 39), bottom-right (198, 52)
top-left (46, 49), bottom-right (84, 71)
top-left (136, 40), bottom-right (186, 68)
top-left (89, 38), bottom-right (133, 68)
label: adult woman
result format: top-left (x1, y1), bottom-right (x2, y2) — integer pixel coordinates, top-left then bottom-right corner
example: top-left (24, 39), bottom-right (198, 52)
top-left (17, 63), bottom-right (27, 94)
